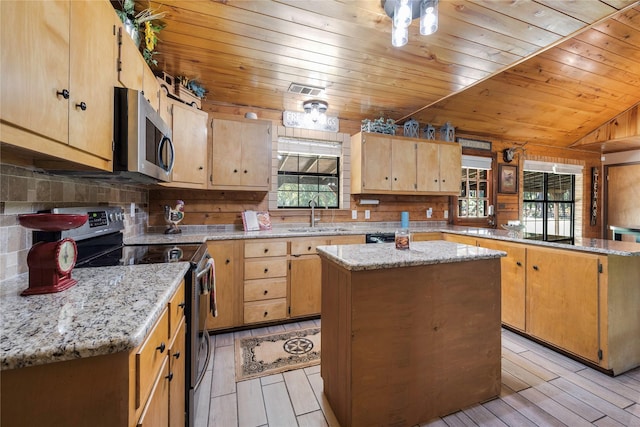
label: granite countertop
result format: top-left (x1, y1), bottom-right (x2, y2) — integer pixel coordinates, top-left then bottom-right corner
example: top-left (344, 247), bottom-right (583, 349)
top-left (0, 262), bottom-right (190, 371)
top-left (316, 240), bottom-right (506, 271)
top-left (126, 223), bottom-right (640, 257)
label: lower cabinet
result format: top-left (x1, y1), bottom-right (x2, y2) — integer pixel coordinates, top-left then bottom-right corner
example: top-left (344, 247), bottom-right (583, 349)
top-left (0, 280), bottom-right (186, 426)
top-left (476, 238), bottom-right (526, 331)
top-left (205, 240), bottom-right (243, 330)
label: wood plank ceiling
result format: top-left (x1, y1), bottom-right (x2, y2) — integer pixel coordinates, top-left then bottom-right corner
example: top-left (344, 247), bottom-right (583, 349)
top-left (146, 0), bottom-right (640, 151)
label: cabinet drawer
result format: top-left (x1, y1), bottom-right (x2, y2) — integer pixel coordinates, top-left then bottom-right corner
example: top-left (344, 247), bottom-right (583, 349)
top-left (168, 280), bottom-right (186, 340)
top-left (136, 308), bottom-right (169, 408)
top-left (329, 235), bottom-right (366, 245)
top-left (290, 238), bottom-right (328, 256)
top-left (244, 278), bottom-right (287, 302)
top-left (244, 299), bottom-right (287, 324)
top-left (245, 240), bottom-right (288, 258)
top-left (244, 257), bottom-right (287, 280)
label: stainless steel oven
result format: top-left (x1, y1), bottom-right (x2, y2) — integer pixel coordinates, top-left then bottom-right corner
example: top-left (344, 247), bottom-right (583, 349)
top-left (33, 206), bottom-right (211, 427)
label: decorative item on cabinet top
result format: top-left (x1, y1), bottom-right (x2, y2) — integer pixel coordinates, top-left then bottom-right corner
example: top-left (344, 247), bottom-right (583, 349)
top-left (283, 100), bottom-right (339, 132)
top-left (361, 116), bottom-right (398, 135)
top-left (403, 118), bottom-right (420, 138)
top-left (113, 0), bottom-right (166, 66)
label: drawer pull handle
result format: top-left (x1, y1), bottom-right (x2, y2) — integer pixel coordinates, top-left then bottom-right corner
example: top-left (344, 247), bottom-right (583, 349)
top-left (263, 290), bottom-right (268, 295)
top-left (264, 248), bottom-right (269, 253)
top-left (308, 246), bottom-right (312, 251)
top-left (264, 268), bottom-right (269, 273)
top-left (56, 89), bottom-right (70, 99)
top-left (156, 342), bottom-right (166, 353)
top-left (533, 265), bottom-right (539, 271)
top-left (75, 101), bottom-right (87, 111)
top-left (264, 311), bottom-right (268, 317)
top-left (165, 372), bottom-right (174, 381)
top-left (516, 261), bottom-right (522, 266)
top-left (178, 301), bottom-right (186, 309)
top-left (244, 170), bottom-right (248, 174)
top-left (225, 259), bottom-right (230, 264)
top-left (173, 351), bottom-right (181, 359)
top-left (233, 169), bottom-right (238, 173)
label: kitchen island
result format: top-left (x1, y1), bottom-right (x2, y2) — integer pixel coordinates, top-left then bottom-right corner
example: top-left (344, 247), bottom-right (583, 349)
top-left (317, 240), bottom-right (505, 427)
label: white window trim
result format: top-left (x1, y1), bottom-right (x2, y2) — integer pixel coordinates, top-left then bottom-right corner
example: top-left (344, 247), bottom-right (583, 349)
top-left (524, 160), bottom-right (583, 175)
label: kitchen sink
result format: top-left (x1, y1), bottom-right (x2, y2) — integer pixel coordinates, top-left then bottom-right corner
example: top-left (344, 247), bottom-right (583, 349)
top-left (287, 227), bottom-right (349, 233)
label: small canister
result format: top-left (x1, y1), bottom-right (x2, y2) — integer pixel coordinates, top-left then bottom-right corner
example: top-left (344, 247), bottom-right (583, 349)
top-left (395, 229), bottom-right (410, 250)
top-left (401, 211), bottom-right (409, 229)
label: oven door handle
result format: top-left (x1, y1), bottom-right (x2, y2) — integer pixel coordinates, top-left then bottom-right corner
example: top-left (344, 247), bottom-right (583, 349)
top-left (197, 257), bottom-right (214, 295)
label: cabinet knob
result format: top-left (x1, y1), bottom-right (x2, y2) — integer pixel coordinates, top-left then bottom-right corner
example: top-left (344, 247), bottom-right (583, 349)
top-left (516, 261), bottom-right (522, 267)
top-left (385, 177), bottom-right (389, 180)
top-left (75, 101), bottom-right (87, 111)
top-left (178, 301), bottom-right (186, 309)
top-left (264, 268), bottom-right (269, 273)
top-left (165, 372), bottom-right (174, 381)
top-left (233, 169), bottom-right (238, 173)
top-left (263, 311), bottom-right (268, 317)
top-left (56, 89), bottom-right (70, 99)
top-left (434, 179), bottom-right (438, 182)
top-left (244, 170), bottom-right (248, 174)
top-left (533, 265), bottom-right (539, 271)
top-left (442, 179), bottom-right (446, 182)
top-left (308, 246), bottom-right (312, 251)
top-left (156, 342), bottom-right (166, 353)
top-left (173, 351), bottom-right (181, 359)
top-left (199, 166), bottom-right (204, 170)
top-left (225, 259), bottom-right (230, 264)
top-left (264, 248), bottom-right (269, 253)
top-left (394, 177), bottom-right (397, 181)
top-left (263, 290), bottom-right (268, 295)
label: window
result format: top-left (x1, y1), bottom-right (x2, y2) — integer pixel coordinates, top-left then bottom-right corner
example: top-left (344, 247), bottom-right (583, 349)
top-left (523, 171), bottom-right (575, 243)
top-left (459, 168), bottom-right (490, 217)
top-left (457, 155), bottom-right (493, 219)
top-left (277, 154), bottom-right (339, 208)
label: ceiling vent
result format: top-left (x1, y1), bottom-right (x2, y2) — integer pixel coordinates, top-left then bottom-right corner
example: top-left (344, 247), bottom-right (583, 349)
top-left (288, 83), bottom-right (324, 96)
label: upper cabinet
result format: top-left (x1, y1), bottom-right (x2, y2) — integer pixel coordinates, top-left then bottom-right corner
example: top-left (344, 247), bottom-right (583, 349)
top-left (115, 16), bottom-right (143, 91)
top-left (351, 132), bottom-right (461, 195)
top-left (209, 118), bottom-right (272, 191)
top-left (162, 100), bottom-right (209, 189)
top-left (0, 0), bottom-right (114, 171)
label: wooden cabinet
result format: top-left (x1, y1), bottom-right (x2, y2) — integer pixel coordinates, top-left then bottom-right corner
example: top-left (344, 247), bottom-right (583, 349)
top-left (115, 17), bottom-right (143, 91)
top-left (243, 240), bottom-right (288, 324)
top-left (0, 280), bottom-right (186, 426)
top-left (412, 232), bottom-right (443, 241)
top-left (526, 246), bottom-right (601, 363)
top-left (209, 118), bottom-right (272, 191)
top-left (1, 0), bottom-right (114, 171)
top-left (162, 101), bottom-right (209, 188)
top-left (205, 240), bottom-right (243, 330)
top-left (476, 238), bottom-right (526, 331)
top-left (442, 233), bottom-right (478, 246)
top-left (416, 140), bottom-right (461, 193)
top-left (289, 237), bottom-right (328, 318)
top-left (142, 64), bottom-right (160, 111)
top-left (351, 132), bottom-right (461, 195)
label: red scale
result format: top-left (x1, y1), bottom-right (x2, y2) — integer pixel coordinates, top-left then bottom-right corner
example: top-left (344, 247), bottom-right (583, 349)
top-left (18, 214), bottom-right (88, 296)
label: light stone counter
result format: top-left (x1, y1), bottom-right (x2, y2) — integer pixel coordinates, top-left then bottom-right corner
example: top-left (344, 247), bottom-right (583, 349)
top-left (0, 262), bottom-right (190, 371)
top-left (316, 240), bottom-right (505, 271)
top-left (125, 223), bottom-right (640, 257)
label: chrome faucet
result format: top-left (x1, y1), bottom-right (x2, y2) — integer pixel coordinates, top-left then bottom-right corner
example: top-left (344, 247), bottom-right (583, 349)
top-left (309, 194), bottom-right (321, 228)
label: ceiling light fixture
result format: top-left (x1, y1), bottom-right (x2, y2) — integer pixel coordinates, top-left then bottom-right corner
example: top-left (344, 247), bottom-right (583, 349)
top-left (303, 100), bottom-right (328, 123)
top-left (382, 0), bottom-right (439, 47)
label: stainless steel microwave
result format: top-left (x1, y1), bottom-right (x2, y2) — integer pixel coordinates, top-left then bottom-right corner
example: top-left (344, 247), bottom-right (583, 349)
top-left (113, 87), bottom-right (174, 183)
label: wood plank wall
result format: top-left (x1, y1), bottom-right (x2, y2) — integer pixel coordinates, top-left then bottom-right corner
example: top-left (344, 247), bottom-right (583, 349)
top-left (149, 102), bottom-right (604, 238)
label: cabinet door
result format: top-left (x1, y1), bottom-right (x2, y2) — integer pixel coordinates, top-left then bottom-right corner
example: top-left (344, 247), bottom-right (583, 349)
top-left (169, 102), bottom-right (208, 187)
top-left (116, 20), bottom-right (143, 90)
top-left (392, 139), bottom-right (416, 191)
top-left (137, 358), bottom-right (170, 427)
top-left (69, 0), bottom-right (114, 160)
top-left (412, 232), bottom-right (442, 241)
top-left (1, 1), bottom-right (69, 144)
top-left (169, 319), bottom-right (186, 427)
top-left (240, 120), bottom-right (271, 188)
top-left (290, 256), bottom-right (322, 317)
top-left (526, 247), bottom-right (601, 362)
top-left (438, 143), bottom-right (462, 193)
top-left (362, 134), bottom-right (392, 191)
top-left (416, 142), bottom-right (439, 192)
top-left (477, 238), bottom-right (526, 331)
top-left (210, 119), bottom-right (243, 187)
top-left (206, 241), bottom-right (242, 330)
top-left (142, 64), bottom-right (160, 111)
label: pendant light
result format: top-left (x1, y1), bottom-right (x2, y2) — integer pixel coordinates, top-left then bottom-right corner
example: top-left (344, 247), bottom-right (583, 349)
top-left (382, 0), bottom-right (439, 47)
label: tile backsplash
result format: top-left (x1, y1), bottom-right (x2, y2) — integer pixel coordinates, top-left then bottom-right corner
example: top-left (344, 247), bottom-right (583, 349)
top-left (0, 163), bottom-right (149, 283)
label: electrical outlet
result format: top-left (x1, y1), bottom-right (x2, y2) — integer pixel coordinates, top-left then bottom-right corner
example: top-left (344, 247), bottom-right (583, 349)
top-left (426, 208), bottom-right (432, 218)
top-left (444, 210), bottom-right (448, 219)
top-left (351, 209), bottom-right (358, 220)
top-left (365, 210), bottom-right (371, 220)
top-left (130, 202), bottom-right (135, 218)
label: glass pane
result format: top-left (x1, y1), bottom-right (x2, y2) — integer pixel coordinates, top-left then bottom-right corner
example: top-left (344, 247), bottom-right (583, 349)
top-left (523, 202), bottom-right (543, 237)
top-left (523, 171), bottom-right (544, 200)
top-left (277, 191), bottom-right (298, 207)
top-left (298, 155), bottom-right (318, 173)
top-left (278, 154), bottom-right (299, 172)
top-left (478, 200), bottom-right (486, 217)
top-left (468, 200), bottom-right (477, 217)
top-left (479, 182), bottom-right (487, 198)
top-left (460, 181), bottom-right (467, 197)
top-left (479, 170), bottom-right (487, 179)
top-left (317, 158), bottom-right (338, 174)
top-left (458, 200), bottom-right (468, 217)
top-left (299, 175), bottom-right (319, 192)
top-left (461, 169), bottom-right (467, 179)
top-left (469, 181), bottom-right (477, 198)
top-left (468, 169), bottom-right (477, 180)
top-left (547, 203), bottom-right (572, 239)
top-left (547, 174), bottom-right (573, 201)
top-left (277, 175), bottom-right (298, 189)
